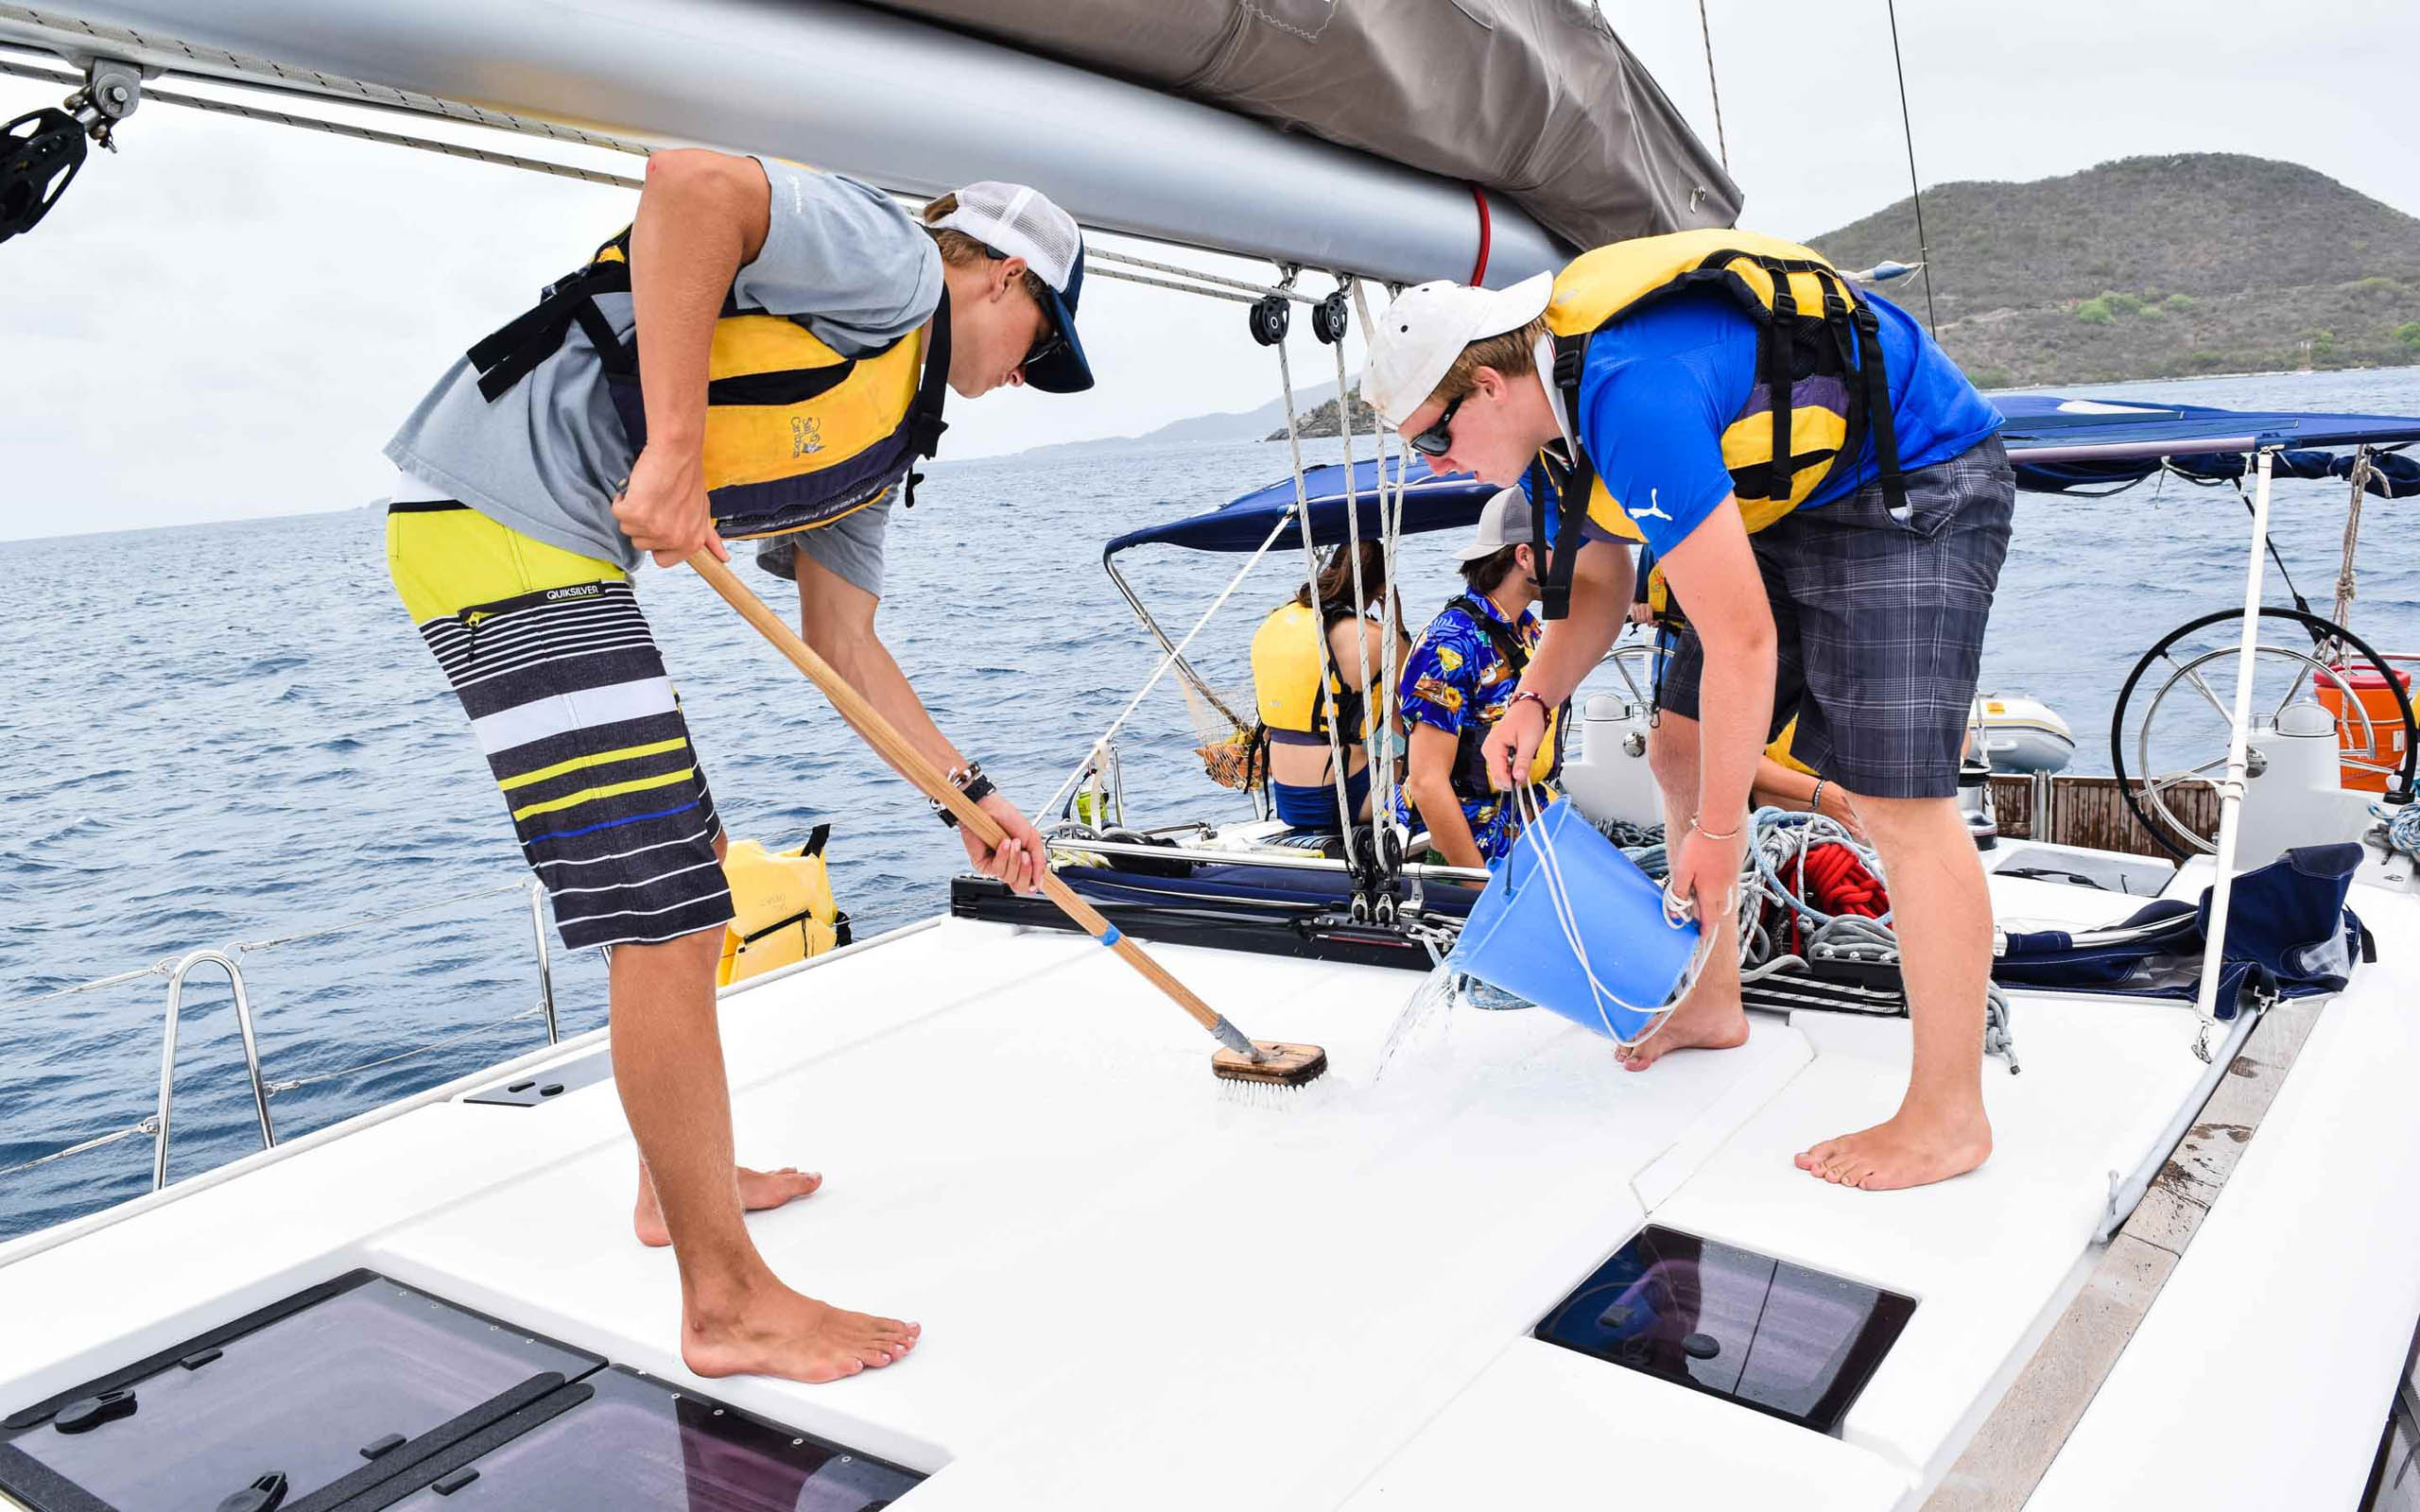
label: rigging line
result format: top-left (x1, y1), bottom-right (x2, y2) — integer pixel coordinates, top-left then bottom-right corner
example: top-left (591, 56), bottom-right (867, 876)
top-left (0, 56), bottom-right (646, 189)
top-left (1029, 490), bottom-right (1311, 827)
top-left (1352, 280), bottom-right (1411, 829)
top-left (1695, 0), bottom-right (1730, 172)
top-left (1090, 247), bottom-right (1322, 303)
top-left (0, 1117), bottom-right (158, 1179)
top-left (1882, 0), bottom-right (1941, 338)
top-left (1329, 282), bottom-right (1381, 832)
top-left (1274, 332), bottom-right (1368, 848)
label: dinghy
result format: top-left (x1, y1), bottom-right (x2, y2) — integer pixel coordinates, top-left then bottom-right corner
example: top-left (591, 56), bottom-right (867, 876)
top-left (3, 7), bottom-right (2419, 1510)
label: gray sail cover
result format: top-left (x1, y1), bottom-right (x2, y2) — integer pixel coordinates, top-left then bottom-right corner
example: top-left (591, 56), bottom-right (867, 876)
top-left (862, 0), bottom-right (1742, 256)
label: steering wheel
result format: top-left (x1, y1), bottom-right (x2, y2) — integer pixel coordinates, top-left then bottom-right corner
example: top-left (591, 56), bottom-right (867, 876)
top-left (2109, 606), bottom-right (2416, 860)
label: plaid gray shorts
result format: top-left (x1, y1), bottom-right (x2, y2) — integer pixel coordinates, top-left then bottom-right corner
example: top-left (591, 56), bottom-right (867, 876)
top-left (1657, 434), bottom-right (2016, 799)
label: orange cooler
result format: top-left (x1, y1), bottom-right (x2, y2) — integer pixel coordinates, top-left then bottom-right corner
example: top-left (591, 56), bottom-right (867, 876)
top-left (2318, 664), bottom-right (2413, 792)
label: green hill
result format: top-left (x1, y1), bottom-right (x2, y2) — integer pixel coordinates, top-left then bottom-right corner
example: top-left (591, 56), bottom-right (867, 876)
top-left (1808, 153), bottom-right (2420, 386)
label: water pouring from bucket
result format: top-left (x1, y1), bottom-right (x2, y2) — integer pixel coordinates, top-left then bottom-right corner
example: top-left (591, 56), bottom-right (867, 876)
top-left (1446, 791), bottom-right (1716, 1047)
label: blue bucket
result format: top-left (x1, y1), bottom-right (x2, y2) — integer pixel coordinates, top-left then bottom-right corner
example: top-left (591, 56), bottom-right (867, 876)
top-left (1447, 797), bottom-right (1704, 1044)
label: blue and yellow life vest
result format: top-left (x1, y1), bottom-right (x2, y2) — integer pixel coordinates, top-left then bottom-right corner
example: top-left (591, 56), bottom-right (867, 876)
top-left (1251, 598), bottom-right (1370, 744)
top-left (1530, 229), bottom-right (1905, 618)
top-left (467, 226), bottom-right (950, 541)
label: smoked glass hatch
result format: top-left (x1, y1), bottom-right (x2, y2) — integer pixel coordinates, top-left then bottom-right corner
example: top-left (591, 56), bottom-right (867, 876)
top-left (1533, 1225), bottom-right (1915, 1435)
top-left (383, 1366), bottom-right (923, 1511)
top-left (0, 1272), bottom-right (598, 1512)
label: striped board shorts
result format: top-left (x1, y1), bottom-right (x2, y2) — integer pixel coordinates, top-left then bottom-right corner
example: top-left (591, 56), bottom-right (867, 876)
top-left (385, 503), bottom-right (733, 951)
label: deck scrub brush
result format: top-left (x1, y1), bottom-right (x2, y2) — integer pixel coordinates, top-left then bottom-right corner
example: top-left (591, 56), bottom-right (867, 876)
top-left (690, 551), bottom-right (1330, 1097)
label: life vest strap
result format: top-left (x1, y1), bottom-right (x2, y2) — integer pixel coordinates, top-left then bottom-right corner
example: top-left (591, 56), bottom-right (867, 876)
top-left (900, 286), bottom-right (952, 510)
top-left (1535, 335), bottom-right (1597, 622)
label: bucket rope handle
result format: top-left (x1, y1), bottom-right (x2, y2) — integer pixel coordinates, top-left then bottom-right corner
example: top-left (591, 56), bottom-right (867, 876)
top-left (1511, 786), bottom-right (1716, 1044)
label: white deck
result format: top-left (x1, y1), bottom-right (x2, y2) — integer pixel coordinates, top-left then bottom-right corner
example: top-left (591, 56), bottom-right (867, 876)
top-left (4, 866), bottom-right (2416, 1511)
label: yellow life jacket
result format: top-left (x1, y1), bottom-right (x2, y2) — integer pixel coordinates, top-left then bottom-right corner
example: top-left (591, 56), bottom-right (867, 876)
top-left (468, 226), bottom-right (951, 541)
top-left (1764, 717), bottom-right (1816, 777)
top-left (1251, 599), bottom-right (1370, 744)
top-left (1530, 229), bottom-right (1905, 618)
top-left (716, 827), bottom-right (851, 988)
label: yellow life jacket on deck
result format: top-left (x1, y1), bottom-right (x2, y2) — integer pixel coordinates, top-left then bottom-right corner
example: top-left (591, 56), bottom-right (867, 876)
top-left (1530, 229), bottom-right (1906, 618)
top-left (468, 226), bottom-right (951, 541)
top-left (716, 828), bottom-right (851, 988)
top-left (1251, 599), bottom-right (1371, 745)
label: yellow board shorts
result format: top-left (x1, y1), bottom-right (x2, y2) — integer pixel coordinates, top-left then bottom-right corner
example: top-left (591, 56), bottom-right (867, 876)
top-left (386, 501), bottom-right (731, 949)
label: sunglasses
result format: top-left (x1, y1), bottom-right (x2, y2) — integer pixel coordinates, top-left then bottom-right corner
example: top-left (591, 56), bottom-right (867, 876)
top-left (1408, 391), bottom-right (1466, 459)
top-left (983, 242), bottom-right (1067, 370)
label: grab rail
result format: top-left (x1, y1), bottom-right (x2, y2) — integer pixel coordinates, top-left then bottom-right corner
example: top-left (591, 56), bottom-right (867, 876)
top-left (154, 950), bottom-right (275, 1190)
top-left (3, 877), bottom-right (563, 1194)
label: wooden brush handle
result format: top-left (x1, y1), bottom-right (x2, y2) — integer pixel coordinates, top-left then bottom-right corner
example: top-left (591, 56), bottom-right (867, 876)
top-left (688, 553), bottom-right (1231, 1039)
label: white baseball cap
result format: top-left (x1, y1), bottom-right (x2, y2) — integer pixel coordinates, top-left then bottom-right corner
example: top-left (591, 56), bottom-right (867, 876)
top-left (1363, 272), bottom-right (1554, 426)
top-left (931, 180), bottom-right (1094, 392)
top-left (1459, 486), bottom-right (1537, 562)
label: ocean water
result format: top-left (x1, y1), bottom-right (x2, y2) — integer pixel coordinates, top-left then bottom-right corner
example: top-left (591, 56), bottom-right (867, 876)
top-left (4, 366), bottom-right (2415, 1240)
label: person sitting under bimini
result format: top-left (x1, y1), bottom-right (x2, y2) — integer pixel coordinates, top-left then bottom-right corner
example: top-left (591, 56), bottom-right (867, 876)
top-left (1250, 540), bottom-right (1406, 830)
top-left (1397, 486), bottom-right (1566, 868)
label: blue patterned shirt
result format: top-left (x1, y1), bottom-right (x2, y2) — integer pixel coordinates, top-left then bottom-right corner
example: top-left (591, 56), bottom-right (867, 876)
top-left (1392, 595), bottom-right (1551, 865)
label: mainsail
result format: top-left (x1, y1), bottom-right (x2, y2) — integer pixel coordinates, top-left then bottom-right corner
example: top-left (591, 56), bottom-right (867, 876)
top-left (0, 0), bottom-right (1732, 284)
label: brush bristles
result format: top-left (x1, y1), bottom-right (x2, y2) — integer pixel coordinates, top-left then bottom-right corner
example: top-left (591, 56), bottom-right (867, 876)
top-left (1210, 1040), bottom-right (1328, 1087)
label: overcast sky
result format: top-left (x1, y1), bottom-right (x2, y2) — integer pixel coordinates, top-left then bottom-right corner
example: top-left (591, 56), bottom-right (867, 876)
top-left (3, 0), bottom-right (2414, 541)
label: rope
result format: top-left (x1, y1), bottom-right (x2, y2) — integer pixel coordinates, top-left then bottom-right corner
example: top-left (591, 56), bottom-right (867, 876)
top-left (1029, 482), bottom-right (1312, 825)
top-left (0, 54), bottom-right (647, 189)
top-left (1353, 281), bottom-right (1412, 833)
top-left (0, 1117), bottom-right (158, 1179)
top-left (4, 957), bottom-right (175, 1014)
top-left (1695, 0), bottom-right (1730, 172)
top-left (1327, 281), bottom-right (1384, 847)
top-left (1882, 0), bottom-right (1941, 338)
top-left (1272, 329), bottom-right (1365, 846)
top-left (1089, 248), bottom-right (1319, 303)
top-left (2376, 800), bottom-right (2420, 861)
top-left (2336, 446), bottom-right (2372, 629)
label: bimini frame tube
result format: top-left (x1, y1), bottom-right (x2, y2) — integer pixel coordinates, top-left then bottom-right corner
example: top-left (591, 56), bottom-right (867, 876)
top-left (2187, 446), bottom-right (2278, 1060)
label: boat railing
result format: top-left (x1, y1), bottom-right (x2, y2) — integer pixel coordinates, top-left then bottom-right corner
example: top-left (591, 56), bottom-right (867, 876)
top-left (1, 877), bottom-right (562, 1195)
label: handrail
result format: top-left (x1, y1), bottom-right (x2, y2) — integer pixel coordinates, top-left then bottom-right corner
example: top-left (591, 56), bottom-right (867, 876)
top-left (4, 875), bottom-right (563, 1195)
top-left (153, 949), bottom-right (277, 1190)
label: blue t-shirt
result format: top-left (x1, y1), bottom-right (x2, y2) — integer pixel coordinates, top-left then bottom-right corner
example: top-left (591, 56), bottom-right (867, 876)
top-left (1566, 285), bottom-right (2000, 558)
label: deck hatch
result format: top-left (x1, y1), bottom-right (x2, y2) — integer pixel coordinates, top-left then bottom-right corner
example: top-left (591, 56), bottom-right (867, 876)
top-left (371, 1366), bottom-right (923, 1511)
top-left (0, 1273), bottom-right (925, 1512)
top-left (0, 1272), bottom-right (599, 1512)
top-left (1533, 1225), bottom-right (1915, 1435)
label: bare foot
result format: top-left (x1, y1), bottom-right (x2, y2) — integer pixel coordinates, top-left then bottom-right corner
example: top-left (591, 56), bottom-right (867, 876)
top-left (1616, 993), bottom-right (1750, 1072)
top-left (1795, 1108), bottom-right (1992, 1191)
top-left (635, 1165), bottom-right (821, 1247)
top-left (684, 1280), bottom-right (921, 1383)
